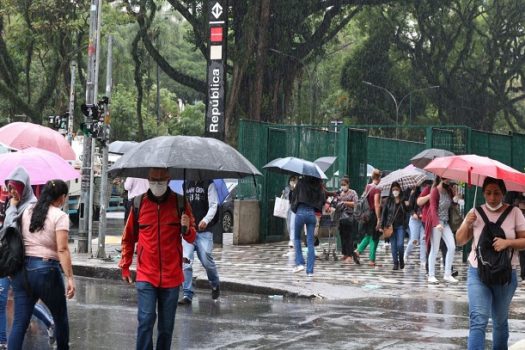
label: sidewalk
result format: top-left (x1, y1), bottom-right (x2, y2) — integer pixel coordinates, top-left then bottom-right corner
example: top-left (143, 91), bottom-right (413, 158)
top-left (69, 217), bottom-right (512, 301)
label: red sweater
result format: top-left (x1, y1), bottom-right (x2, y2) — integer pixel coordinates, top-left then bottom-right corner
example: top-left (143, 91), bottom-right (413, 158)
top-left (119, 191), bottom-right (197, 288)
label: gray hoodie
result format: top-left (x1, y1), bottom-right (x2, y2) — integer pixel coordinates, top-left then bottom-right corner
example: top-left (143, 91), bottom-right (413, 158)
top-left (0, 167), bottom-right (37, 239)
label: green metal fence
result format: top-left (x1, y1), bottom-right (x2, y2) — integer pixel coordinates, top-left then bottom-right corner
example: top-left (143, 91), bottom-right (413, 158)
top-left (238, 120), bottom-right (524, 243)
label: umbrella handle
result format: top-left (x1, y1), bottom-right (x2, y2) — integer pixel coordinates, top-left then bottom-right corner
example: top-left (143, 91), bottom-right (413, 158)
top-left (181, 169), bottom-right (187, 235)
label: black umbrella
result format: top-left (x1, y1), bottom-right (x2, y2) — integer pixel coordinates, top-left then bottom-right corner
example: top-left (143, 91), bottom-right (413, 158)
top-left (108, 140), bottom-right (138, 155)
top-left (410, 148), bottom-right (454, 169)
top-left (107, 135), bottom-right (261, 180)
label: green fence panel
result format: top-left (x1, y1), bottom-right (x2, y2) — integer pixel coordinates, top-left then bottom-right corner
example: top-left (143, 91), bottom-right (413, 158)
top-left (367, 137), bottom-right (425, 172)
top-left (512, 133), bottom-right (525, 172)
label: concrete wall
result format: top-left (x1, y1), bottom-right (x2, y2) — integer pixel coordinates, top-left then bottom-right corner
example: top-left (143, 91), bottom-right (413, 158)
top-left (233, 199), bottom-right (260, 244)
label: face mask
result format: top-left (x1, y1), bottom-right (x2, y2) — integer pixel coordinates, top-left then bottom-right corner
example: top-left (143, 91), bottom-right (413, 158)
top-left (392, 190), bottom-right (400, 197)
top-left (486, 202), bottom-right (503, 212)
top-left (289, 181), bottom-right (296, 189)
top-left (149, 181), bottom-right (168, 197)
top-left (341, 185), bottom-right (349, 192)
top-left (453, 197), bottom-right (459, 204)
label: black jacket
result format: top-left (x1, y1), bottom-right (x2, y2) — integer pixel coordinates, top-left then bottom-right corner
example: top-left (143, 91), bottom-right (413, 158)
top-left (290, 177), bottom-right (325, 213)
top-left (381, 197), bottom-right (408, 229)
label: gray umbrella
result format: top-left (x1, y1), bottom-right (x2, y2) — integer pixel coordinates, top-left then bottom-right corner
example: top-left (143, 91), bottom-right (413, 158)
top-left (410, 148), bottom-right (454, 169)
top-left (314, 156), bottom-right (337, 173)
top-left (107, 136), bottom-right (261, 180)
top-left (108, 140), bottom-right (138, 155)
top-left (263, 157), bottom-right (327, 179)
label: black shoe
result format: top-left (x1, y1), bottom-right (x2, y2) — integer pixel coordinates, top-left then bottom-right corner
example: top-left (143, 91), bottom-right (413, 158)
top-left (353, 253), bottom-right (360, 265)
top-left (178, 297), bottom-right (192, 305)
top-left (212, 286), bottom-right (220, 300)
top-left (399, 258), bottom-right (405, 270)
top-left (452, 270), bottom-right (459, 277)
top-left (393, 264), bottom-right (399, 271)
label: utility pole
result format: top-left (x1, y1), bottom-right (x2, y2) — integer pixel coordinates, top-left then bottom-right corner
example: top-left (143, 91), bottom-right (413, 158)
top-left (67, 61), bottom-right (76, 144)
top-left (87, 0), bottom-right (103, 255)
top-left (78, 0), bottom-right (100, 253)
top-left (97, 35), bottom-right (112, 259)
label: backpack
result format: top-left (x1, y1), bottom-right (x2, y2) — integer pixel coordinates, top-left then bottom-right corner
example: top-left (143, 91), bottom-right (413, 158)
top-left (132, 192), bottom-right (185, 237)
top-left (0, 226), bottom-right (25, 278)
top-left (475, 205), bottom-right (514, 285)
top-left (353, 187), bottom-right (372, 224)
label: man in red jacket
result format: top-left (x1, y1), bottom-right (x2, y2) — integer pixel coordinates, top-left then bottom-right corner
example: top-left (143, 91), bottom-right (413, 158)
top-left (119, 168), bottom-right (196, 350)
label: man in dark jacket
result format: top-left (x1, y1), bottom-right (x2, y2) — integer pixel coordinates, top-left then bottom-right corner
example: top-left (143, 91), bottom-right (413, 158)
top-left (179, 180), bottom-right (221, 305)
top-left (119, 168), bottom-right (196, 350)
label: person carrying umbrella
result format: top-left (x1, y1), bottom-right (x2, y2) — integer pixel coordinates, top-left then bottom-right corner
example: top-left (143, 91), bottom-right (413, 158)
top-left (380, 181), bottom-right (408, 270)
top-left (456, 177), bottom-right (525, 350)
top-left (119, 168), bottom-right (197, 350)
top-left (290, 176), bottom-right (325, 277)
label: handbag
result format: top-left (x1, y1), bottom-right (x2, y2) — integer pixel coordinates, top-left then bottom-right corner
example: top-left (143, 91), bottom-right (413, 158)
top-left (273, 195), bottom-right (290, 219)
top-left (449, 203), bottom-right (462, 232)
top-left (382, 203), bottom-right (401, 239)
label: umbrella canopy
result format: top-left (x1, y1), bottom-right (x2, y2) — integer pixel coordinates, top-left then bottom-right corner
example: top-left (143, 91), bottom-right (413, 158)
top-left (367, 164), bottom-right (375, 177)
top-left (0, 147), bottom-right (80, 185)
top-left (0, 122), bottom-right (76, 160)
top-left (377, 168), bottom-right (429, 192)
top-left (263, 157), bottom-right (327, 180)
top-left (108, 140), bottom-right (138, 155)
top-left (108, 135), bottom-right (261, 180)
top-left (314, 156), bottom-right (337, 173)
top-left (410, 148), bottom-right (454, 169)
top-left (424, 154), bottom-right (525, 192)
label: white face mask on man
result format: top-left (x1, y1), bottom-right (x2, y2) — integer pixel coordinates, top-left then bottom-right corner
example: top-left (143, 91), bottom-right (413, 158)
top-left (149, 181), bottom-right (168, 197)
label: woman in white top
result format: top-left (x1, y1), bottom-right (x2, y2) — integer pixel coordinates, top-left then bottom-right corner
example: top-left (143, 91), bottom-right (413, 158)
top-left (8, 179), bottom-right (75, 350)
top-left (456, 177), bottom-right (525, 350)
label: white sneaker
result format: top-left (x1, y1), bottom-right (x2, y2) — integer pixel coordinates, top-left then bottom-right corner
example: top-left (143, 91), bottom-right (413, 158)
top-left (444, 275), bottom-right (459, 283)
top-left (292, 265), bottom-right (305, 273)
top-left (428, 276), bottom-right (439, 284)
top-left (288, 241), bottom-right (294, 248)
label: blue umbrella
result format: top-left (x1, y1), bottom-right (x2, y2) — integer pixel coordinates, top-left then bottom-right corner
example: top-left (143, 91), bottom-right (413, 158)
top-left (169, 179), bottom-right (229, 204)
top-left (262, 156), bottom-right (327, 179)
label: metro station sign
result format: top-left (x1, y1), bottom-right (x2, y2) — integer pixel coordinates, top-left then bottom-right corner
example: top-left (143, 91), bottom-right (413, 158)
top-left (205, 1), bottom-right (227, 140)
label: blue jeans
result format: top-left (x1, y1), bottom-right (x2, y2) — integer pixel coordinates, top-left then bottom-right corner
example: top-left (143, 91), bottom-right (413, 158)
top-left (390, 225), bottom-right (405, 265)
top-left (294, 205), bottom-right (317, 274)
top-left (405, 216), bottom-right (426, 263)
top-left (467, 266), bottom-right (517, 350)
top-left (8, 257), bottom-right (69, 350)
top-left (182, 231), bottom-right (220, 300)
top-left (136, 282), bottom-right (179, 350)
top-left (0, 277), bottom-right (8, 344)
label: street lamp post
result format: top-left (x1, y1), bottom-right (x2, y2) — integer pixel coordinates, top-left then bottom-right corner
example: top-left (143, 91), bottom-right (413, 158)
top-left (362, 81), bottom-right (439, 139)
top-left (270, 48), bottom-right (316, 125)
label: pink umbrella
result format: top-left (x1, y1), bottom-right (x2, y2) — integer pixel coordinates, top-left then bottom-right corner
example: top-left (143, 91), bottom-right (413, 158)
top-left (0, 147), bottom-right (80, 185)
top-left (0, 122), bottom-right (76, 160)
top-left (424, 154), bottom-right (525, 192)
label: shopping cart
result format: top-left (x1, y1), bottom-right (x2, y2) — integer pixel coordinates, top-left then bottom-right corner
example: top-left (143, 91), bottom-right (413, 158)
top-left (319, 208), bottom-right (339, 261)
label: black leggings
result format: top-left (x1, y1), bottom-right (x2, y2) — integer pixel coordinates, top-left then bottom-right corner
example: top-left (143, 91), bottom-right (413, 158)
top-left (339, 219), bottom-right (357, 256)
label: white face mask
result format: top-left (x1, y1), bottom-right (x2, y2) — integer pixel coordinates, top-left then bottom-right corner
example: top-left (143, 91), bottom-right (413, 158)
top-left (486, 202), bottom-right (503, 212)
top-left (149, 181), bottom-right (168, 197)
top-left (392, 190), bottom-right (400, 197)
top-left (341, 185), bottom-right (349, 192)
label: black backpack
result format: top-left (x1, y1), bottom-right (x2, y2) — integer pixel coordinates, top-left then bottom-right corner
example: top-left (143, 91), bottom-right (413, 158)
top-left (353, 187), bottom-right (372, 224)
top-left (0, 226), bottom-right (25, 278)
top-left (475, 205), bottom-right (514, 285)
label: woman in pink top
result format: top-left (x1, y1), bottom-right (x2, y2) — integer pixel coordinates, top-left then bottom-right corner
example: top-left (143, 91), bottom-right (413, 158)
top-left (457, 177), bottom-right (525, 350)
top-left (8, 179), bottom-right (74, 350)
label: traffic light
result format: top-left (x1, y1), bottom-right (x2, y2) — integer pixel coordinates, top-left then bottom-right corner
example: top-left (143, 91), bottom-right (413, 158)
top-left (48, 113), bottom-right (69, 134)
top-left (79, 122), bottom-right (94, 137)
top-left (81, 104), bottom-right (99, 120)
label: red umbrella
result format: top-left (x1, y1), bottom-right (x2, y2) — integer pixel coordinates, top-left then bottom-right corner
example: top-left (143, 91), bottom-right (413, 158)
top-left (0, 122), bottom-right (76, 160)
top-left (424, 154), bottom-right (525, 192)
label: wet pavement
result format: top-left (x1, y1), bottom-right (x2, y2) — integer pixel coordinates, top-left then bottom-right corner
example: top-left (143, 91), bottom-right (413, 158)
top-left (7, 276), bottom-right (525, 349)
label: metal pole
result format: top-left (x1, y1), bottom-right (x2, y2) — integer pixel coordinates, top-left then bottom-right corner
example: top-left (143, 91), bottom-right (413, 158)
top-left (67, 62), bottom-right (76, 144)
top-left (97, 35), bottom-right (112, 259)
top-left (78, 0), bottom-right (99, 253)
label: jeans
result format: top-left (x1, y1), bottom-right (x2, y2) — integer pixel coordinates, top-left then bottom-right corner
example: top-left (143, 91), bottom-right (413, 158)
top-left (182, 231), bottom-right (220, 300)
top-left (286, 209), bottom-right (296, 243)
top-left (33, 303), bottom-right (53, 329)
top-left (405, 216), bottom-right (426, 263)
top-left (136, 282), bottom-right (179, 350)
top-left (0, 278), bottom-right (8, 344)
top-left (8, 257), bottom-right (69, 350)
top-left (467, 266), bottom-right (517, 350)
top-left (294, 205), bottom-right (317, 274)
top-left (428, 222), bottom-right (455, 278)
top-left (390, 225), bottom-right (405, 266)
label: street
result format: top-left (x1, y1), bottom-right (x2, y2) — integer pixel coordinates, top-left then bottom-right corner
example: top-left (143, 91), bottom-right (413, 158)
top-left (7, 275), bottom-right (525, 349)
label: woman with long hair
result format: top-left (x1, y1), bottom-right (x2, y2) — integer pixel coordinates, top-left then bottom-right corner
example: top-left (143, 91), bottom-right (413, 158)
top-left (380, 181), bottom-right (408, 270)
top-left (8, 179), bottom-right (75, 350)
top-left (426, 176), bottom-right (457, 284)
